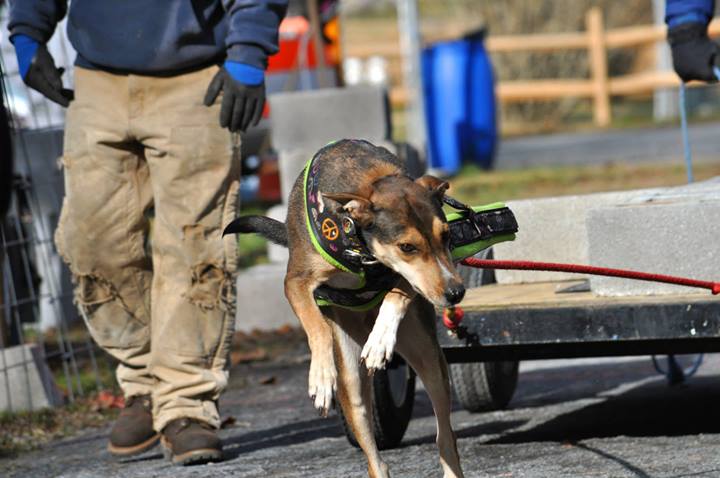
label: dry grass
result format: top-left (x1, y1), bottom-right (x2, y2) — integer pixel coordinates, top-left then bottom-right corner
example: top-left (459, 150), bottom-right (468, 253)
top-left (448, 160), bottom-right (720, 206)
top-left (343, 0), bottom-right (657, 134)
top-left (0, 396), bottom-right (120, 457)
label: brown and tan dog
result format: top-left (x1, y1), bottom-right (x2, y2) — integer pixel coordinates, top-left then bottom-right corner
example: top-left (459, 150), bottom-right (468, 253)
top-left (225, 139), bottom-right (465, 477)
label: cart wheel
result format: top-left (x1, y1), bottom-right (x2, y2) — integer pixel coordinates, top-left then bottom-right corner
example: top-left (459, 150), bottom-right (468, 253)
top-left (452, 248), bottom-right (520, 413)
top-left (450, 361), bottom-right (518, 412)
top-left (338, 355), bottom-right (415, 450)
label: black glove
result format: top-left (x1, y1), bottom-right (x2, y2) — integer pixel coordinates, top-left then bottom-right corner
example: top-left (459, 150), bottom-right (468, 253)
top-left (24, 44), bottom-right (74, 107)
top-left (668, 22), bottom-right (720, 83)
top-left (203, 67), bottom-right (265, 133)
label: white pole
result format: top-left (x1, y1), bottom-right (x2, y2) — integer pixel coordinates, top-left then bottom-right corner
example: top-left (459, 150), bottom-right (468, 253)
top-left (652, 0), bottom-right (678, 121)
top-left (397, 0), bottom-right (427, 158)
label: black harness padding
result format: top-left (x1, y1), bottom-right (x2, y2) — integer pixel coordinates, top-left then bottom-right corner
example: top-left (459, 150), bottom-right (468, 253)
top-left (304, 153), bottom-right (399, 310)
top-left (448, 206), bottom-right (518, 249)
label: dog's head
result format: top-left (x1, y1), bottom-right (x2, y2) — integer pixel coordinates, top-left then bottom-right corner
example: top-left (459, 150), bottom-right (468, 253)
top-left (324, 174), bottom-right (465, 307)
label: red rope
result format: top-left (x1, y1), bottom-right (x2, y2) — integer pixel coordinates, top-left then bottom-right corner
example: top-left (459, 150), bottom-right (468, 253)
top-left (461, 258), bottom-right (720, 295)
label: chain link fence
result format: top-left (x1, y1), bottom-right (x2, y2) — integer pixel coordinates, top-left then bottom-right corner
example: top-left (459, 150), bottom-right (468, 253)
top-left (1, 5), bottom-right (107, 413)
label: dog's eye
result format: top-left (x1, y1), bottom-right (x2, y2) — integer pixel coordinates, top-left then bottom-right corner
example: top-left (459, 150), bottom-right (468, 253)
top-left (399, 243), bottom-right (417, 254)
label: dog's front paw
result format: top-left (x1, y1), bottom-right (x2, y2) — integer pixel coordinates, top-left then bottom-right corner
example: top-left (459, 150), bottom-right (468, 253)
top-left (308, 358), bottom-right (337, 417)
top-left (360, 324), bottom-right (397, 372)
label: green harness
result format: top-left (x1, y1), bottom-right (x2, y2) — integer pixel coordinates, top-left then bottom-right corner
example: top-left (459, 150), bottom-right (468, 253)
top-left (302, 155), bottom-right (518, 310)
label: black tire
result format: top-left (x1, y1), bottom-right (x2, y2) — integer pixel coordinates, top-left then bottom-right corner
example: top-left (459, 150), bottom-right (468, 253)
top-left (451, 248), bottom-right (520, 413)
top-left (450, 361), bottom-right (518, 412)
top-left (338, 355), bottom-right (415, 450)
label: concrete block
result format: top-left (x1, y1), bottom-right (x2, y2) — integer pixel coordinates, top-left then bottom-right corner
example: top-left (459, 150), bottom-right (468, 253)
top-left (278, 148), bottom-right (312, 204)
top-left (0, 344), bottom-right (63, 412)
top-left (269, 86), bottom-right (390, 152)
top-left (276, 140), bottom-right (414, 207)
top-left (621, 175), bottom-right (720, 204)
top-left (493, 188), bottom-right (663, 284)
top-left (271, 86), bottom-right (391, 200)
top-left (588, 198), bottom-right (720, 296)
top-left (235, 263), bottom-right (296, 332)
top-left (266, 204), bottom-right (289, 264)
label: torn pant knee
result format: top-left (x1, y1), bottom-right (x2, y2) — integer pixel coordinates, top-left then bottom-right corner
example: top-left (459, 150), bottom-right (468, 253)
top-left (74, 272), bottom-right (150, 349)
top-left (185, 262), bottom-right (230, 311)
top-left (180, 223), bottom-right (235, 313)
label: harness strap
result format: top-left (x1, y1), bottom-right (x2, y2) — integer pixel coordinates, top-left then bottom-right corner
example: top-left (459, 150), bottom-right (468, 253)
top-left (304, 152), bottom-right (398, 309)
top-left (303, 151), bottom-right (518, 309)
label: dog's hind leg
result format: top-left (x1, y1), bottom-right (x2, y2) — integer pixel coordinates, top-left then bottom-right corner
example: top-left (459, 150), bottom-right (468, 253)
top-left (395, 298), bottom-right (464, 478)
top-left (331, 319), bottom-right (390, 478)
top-left (285, 274), bottom-right (337, 416)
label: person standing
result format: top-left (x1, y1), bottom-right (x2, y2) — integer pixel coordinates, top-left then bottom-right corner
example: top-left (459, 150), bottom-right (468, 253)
top-left (8, 0), bottom-right (287, 465)
top-left (666, 0), bottom-right (719, 82)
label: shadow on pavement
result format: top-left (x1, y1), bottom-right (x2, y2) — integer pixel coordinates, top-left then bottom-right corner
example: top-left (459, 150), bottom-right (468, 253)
top-left (511, 360), bottom-right (658, 409)
top-left (402, 419), bottom-right (527, 448)
top-left (489, 376), bottom-right (720, 444)
top-left (222, 417), bottom-right (344, 460)
top-left (574, 442), bottom-right (653, 478)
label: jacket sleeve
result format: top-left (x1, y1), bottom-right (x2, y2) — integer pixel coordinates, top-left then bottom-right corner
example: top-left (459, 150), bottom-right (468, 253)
top-left (222, 0), bottom-right (288, 70)
top-left (7, 0), bottom-right (67, 42)
top-left (666, 0), bottom-right (715, 28)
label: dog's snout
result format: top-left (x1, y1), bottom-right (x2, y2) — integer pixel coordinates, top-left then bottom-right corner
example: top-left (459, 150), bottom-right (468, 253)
top-left (444, 283), bottom-right (465, 305)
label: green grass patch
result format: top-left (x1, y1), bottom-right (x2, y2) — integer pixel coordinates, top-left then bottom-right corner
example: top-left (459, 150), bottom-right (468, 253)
top-left (235, 205), bottom-right (271, 268)
top-left (237, 232), bottom-right (270, 268)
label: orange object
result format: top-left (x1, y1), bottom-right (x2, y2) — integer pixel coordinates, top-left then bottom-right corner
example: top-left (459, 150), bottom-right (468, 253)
top-left (267, 16), bottom-right (338, 73)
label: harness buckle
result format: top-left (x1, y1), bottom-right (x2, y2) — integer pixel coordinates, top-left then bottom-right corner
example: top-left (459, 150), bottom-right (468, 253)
top-left (342, 248), bottom-right (380, 266)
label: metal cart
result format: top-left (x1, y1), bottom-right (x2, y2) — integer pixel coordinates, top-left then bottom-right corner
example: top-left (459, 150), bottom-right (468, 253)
top-left (338, 248), bottom-right (720, 449)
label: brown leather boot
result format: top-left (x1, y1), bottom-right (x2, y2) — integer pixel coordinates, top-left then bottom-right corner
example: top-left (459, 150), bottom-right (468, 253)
top-left (161, 418), bottom-right (223, 465)
top-left (108, 394), bottom-right (160, 456)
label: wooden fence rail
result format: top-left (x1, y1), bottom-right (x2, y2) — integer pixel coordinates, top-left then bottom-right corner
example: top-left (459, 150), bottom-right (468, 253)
top-left (345, 8), bottom-right (720, 126)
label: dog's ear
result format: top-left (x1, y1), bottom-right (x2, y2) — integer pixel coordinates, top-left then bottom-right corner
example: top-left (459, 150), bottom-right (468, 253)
top-left (322, 192), bottom-right (375, 228)
top-left (415, 175), bottom-right (449, 199)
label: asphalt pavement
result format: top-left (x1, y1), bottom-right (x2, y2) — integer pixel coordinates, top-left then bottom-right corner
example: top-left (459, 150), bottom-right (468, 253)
top-left (496, 121), bottom-right (720, 169)
top-left (4, 349), bottom-right (720, 478)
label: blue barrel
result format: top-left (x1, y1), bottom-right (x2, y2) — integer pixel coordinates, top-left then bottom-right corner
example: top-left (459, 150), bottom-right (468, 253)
top-left (422, 31), bottom-right (497, 175)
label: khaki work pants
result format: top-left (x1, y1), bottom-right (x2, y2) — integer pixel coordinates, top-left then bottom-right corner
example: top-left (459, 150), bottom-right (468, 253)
top-left (55, 66), bottom-right (240, 431)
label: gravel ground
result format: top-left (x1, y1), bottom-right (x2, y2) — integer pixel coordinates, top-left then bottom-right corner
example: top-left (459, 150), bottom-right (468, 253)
top-left (3, 351), bottom-right (720, 478)
top-left (497, 121), bottom-right (720, 169)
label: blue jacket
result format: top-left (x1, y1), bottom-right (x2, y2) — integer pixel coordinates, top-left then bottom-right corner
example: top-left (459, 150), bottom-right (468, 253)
top-left (666, 0), bottom-right (715, 28)
top-left (8, 0), bottom-right (288, 74)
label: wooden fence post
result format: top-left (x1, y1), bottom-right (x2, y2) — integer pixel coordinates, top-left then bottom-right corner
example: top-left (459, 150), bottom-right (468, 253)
top-left (587, 7), bottom-right (611, 127)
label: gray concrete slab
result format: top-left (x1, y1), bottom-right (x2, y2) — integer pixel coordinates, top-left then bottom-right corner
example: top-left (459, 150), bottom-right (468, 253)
top-left (588, 198), bottom-right (720, 296)
top-left (268, 86), bottom-right (390, 153)
top-left (269, 86), bottom-right (392, 200)
top-left (235, 264), bottom-right (295, 333)
top-left (0, 344), bottom-right (63, 412)
top-left (492, 189), bottom-right (663, 284)
top-left (493, 176), bottom-right (720, 289)
top-left (265, 204), bottom-right (288, 264)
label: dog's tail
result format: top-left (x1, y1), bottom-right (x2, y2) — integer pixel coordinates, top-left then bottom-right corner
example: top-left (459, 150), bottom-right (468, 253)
top-left (223, 215), bottom-right (288, 247)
